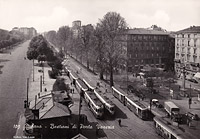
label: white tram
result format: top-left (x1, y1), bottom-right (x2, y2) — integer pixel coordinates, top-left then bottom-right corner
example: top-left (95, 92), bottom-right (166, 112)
top-left (112, 86), bottom-right (149, 120)
top-left (153, 117), bottom-right (187, 139)
top-left (76, 78), bottom-right (88, 94)
top-left (112, 86), bottom-right (126, 105)
top-left (94, 89), bottom-right (115, 115)
top-left (84, 90), bottom-right (104, 118)
top-left (125, 96), bottom-right (149, 120)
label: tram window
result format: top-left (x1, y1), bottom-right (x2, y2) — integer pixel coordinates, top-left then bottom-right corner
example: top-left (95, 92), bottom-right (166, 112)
top-left (110, 107), bottom-right (114, 111)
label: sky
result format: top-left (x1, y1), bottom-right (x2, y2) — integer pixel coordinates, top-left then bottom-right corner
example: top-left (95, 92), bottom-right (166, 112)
top-left (0, 0), bottom-right (199, 33)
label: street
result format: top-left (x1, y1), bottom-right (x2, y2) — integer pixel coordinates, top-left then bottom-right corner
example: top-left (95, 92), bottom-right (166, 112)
top-left (0, 41), bottom-right (32, 139)
top-left (65, 57), bottom-right (161, 139)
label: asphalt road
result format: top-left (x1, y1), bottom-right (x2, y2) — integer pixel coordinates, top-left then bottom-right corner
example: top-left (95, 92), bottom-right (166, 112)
top-left (0, 41), bottom-right (32, 139)
top-left (65, 57), bottom-right (160, 139)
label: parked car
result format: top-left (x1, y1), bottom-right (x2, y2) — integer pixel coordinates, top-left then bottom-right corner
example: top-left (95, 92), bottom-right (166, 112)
top-left (152, 99), bottom-right (163, 108)
top-left (185, 112), bottom-right (199, 120)
top-left (188, 78), bottom-right (198, 83)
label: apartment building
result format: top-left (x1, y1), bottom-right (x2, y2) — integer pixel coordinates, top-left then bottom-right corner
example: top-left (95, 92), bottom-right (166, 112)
top-left (71, 20), bottom-right (81, 38)
top-left (118, 28), bottom-right (175, 73)
top-left (12, 27), bottom-right (37, 39)
top-left (174, 26), bottom-right (200, 79)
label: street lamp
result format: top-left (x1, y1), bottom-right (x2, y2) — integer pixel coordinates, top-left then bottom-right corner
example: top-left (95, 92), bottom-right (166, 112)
top-left (182, 66), bottom-right (186, 90)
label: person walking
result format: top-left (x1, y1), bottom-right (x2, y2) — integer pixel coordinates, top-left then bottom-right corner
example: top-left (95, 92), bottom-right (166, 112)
top-left (118, 119), bottom-right (121, 127)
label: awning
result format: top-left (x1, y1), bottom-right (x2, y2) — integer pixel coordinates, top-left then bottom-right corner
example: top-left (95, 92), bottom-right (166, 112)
top-left (194, 72), bottom-right (200, 79)
top-left (139, 72), bottom-right (145, 76)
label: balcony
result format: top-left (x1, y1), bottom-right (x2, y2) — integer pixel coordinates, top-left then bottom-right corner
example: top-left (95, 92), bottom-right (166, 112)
top-left (190, 62), bottom-right (199, 67)
top-left (174, 59), bottom-right (181, 63)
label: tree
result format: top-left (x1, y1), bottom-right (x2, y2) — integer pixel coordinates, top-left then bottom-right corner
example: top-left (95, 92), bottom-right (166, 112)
top-left (27, 48), bottom-right (39, 60)
top-left (99, 12), bottom-right (128, 86)
top-left (45, 30), bottom-right (57, 45)
top-left (37, 54), bottom-right (46, 63)
top-left (57, 26), bottom-right (71, 52)
top-left (94, 23), bottom-right (107, 80)
top-left (81, 24), bottom-right (94, 69)
top-left (53, 78), bottom-right (70, 91)
top-left (27, 35), bottom-right (54, 61)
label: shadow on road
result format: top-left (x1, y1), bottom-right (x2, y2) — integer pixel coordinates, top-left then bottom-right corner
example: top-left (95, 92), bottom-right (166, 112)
top-left (0, 59), bottom-right (10, 63)
top-left (103, 105), bottom-right (128, 121)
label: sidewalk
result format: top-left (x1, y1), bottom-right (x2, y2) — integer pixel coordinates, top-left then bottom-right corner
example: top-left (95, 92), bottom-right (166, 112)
top-left (14, 61), bottom-right (56, 137)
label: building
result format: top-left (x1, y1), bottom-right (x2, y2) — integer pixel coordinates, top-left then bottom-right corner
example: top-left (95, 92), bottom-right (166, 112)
top-left (72, 20), bottom-right (82, 38)
top-left (25, 96), bottom-right (75, 138)
top-left (174, 26), bottom-right (200, 79)
top-left (119, 28), bottom-right (175, 73)
top-left (11, 27), bottom-right (37, 39)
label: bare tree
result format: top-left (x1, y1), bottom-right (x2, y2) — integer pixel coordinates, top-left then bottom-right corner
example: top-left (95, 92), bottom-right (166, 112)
top-left (81, 24), bottom-right (94, 69)
top-left (57, 26), bottom-right (71, 52)
top-left (99, 12), bottom-right (128, 86)
top-left (94, 23), bottom-right (107, 80)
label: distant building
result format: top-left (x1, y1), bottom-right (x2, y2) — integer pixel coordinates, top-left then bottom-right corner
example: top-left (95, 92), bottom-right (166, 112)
top-left (118, 28), bottom-right (175, 73)
top-left (174, 26), bottom-right (200, 79)
top-left (11, 27), bottom-right (37, 39)
top-left (72, 20), bottom-right (82, 38)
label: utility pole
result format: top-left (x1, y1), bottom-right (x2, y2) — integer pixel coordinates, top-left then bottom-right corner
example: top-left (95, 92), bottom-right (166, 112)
top-left (27, 78), bottom-right (29, 107)
top-left (78, 90), bottom-right (83, 133)
top-left (182, 66), bottom-right (186, 90)
top-left (42, 64), bottom-right (44, 84)
top-left (126, 59), bottom-right (128, 94)
top-left (33, 59), bottom-right (34, 81)
top-left (40, 75), bottom-right (42, 92)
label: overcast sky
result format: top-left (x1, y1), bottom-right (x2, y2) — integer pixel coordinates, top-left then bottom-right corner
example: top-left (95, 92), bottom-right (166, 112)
top-left (0, 0), bottom-right (199, 33)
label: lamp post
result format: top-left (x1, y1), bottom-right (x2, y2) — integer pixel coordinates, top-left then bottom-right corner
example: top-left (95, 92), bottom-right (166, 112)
top-left (33, 59), bottom-right (34, 81)
top-left (190, 84), bottom-right (191, 98)
top-left (182, 66), bottom-right (186, 90)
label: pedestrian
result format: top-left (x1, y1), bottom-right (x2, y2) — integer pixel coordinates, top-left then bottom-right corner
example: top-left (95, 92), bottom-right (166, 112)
top-left (44, 88), bottom-right (47, 92)
top-left (118, 119), bottom-right (121, 127)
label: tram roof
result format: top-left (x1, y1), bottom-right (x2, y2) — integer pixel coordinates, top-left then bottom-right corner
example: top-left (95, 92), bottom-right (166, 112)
top-left (154, 117), bottom-right (195, 139)
top-left (126, 96), bottom-right (147, 109)
top-left (70, 71), bottom-right (79, 79)
top-left (112, 86), bottom-right (126, 96)
top-left (95, 88), bottom-right (115, 105)
top-left (85, 90), bottom-right (103, 106)
top-left (77, 78), bottom-right (88, 90)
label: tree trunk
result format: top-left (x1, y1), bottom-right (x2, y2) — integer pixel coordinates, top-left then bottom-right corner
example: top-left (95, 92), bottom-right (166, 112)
top-left (110, 64), bottom-right (114, 87)
top-left (86, 51), bottom-right (89, 69)
top-left (99, 68), bottom-right (104, 80)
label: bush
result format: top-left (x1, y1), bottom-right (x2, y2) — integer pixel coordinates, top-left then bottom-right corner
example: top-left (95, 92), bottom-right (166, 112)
top-left (48, 70), bottom-right (57, 79)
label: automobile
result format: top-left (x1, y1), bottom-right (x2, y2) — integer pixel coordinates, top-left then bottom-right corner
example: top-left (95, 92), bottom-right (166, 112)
top-left (152, 99), bottom-right (163, 108)
top-left (185, 112), bottom-right (199, 120)
top-left (187, 78), bottom-right (198, 83)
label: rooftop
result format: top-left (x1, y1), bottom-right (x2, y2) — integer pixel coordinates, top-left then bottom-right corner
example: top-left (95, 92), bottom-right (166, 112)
top-left (126, 28), bottom-right (169, 35)
top-left (29, 97), bottom-right (71, 120)
top-left (176, 26), bottom-right (200, 34)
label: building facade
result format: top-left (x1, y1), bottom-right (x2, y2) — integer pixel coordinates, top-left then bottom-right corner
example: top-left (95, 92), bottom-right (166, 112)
top-left (71, 20), bottom-right (82, 38)
top-left (119, 28), bottom-right (175, 73)
top-left (12, 27), bottom-right (37, 39)
top-left (174, 26), bottom-right (200, 79)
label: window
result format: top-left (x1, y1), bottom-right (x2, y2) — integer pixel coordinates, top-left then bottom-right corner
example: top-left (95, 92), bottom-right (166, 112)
top-left (188, 40), bottom-right (190, 46)
top-left (187, 48), bottom-right (190, 54)
top-left (194, 48), bottom-right (197, 54)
